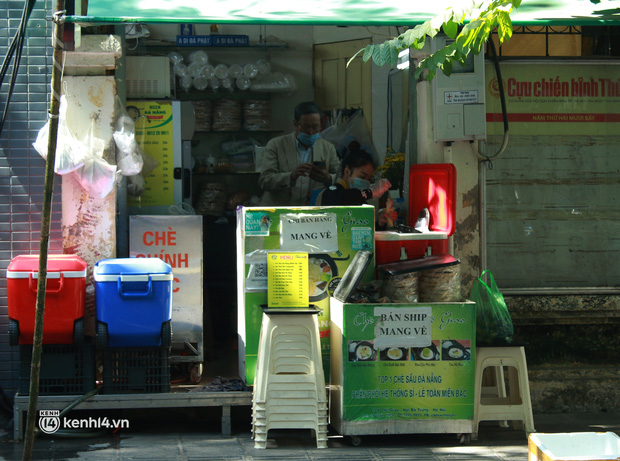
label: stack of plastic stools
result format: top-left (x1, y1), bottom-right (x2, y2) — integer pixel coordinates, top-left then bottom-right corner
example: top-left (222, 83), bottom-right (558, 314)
top-left (7, 254), bottom-right (95, 395)
top-left (473, 346), bottom-right (536, 440)
top-left (252, 309), bottom-right (328, 449)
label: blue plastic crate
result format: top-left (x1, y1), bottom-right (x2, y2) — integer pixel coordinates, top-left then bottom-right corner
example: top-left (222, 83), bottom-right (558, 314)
top-left (94, 258), bottom-right (173, 347)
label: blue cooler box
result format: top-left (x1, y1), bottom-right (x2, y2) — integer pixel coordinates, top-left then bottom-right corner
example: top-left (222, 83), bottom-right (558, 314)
top-left (94, 258), bottom-right (173, 347)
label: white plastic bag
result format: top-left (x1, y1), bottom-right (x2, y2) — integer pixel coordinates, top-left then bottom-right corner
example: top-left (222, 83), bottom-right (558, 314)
top-left (34, 95), bottom-right (119, 198)
top-left (320, 109), bottom-right (378, 162)
top-left (73, 157), bottom-right (118, 199)
top-left (33, 96), bottom-right (86, 174)
top-left (113, 96), bottom-right (144, 176)
top-left (71, 122), bottom-right (118, 198)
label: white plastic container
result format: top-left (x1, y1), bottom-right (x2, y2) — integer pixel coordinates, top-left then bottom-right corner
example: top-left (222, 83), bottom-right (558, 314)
top-left (528, 432), bottom-right (620, 461)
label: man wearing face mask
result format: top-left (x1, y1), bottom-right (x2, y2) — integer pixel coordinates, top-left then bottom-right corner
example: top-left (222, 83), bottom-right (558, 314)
top-left (315, 150), bottom-right (392, 228)
top-left (259, 102), bottom-right (340, 206)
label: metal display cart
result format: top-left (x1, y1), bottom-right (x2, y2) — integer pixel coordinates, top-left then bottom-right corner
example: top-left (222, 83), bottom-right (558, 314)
top-left (330, 296), bottom-right (476, 445)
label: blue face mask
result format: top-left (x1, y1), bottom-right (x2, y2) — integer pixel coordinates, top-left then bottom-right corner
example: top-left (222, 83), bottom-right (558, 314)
top-left (298, 132), bottom-right (320, 147)
top-left (350, 177), bottom-right (370, 190)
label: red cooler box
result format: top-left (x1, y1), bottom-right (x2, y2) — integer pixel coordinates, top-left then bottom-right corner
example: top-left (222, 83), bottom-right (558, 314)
top-left (376, 163), bottom-right (457, 264)
top-left (7, 254), bottom-right (87, 345)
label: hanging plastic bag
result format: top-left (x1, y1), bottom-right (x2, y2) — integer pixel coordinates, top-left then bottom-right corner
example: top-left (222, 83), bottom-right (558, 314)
top-left (34, 94), bottom-right (119, 198)
top-left (319, 109), bottom-right (378, 162)
top-left (33, 96), bottom-right (86, 174)
top-left (69, 119), bottom-right (119, 198)
top-left (73, 156), bottom-right (118, 199)
top-left (113, 96), bottom-right (144, 176)
top-left (471, 270), bottom-right (514, 346)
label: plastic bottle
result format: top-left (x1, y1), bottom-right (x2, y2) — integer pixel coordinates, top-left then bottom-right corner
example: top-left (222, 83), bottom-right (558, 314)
top-left (214, 63), bottom-right (229, 79)
top-left (206, 154), bottom-right (216, 174)
top-left (229, 64), bottom-right (243, 79)
top-left (192, 76), bottom-right (208, 91)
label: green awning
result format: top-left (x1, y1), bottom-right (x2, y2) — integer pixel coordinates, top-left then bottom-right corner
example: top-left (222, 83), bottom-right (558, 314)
top-left (66, 0), bottom-right (620, 26)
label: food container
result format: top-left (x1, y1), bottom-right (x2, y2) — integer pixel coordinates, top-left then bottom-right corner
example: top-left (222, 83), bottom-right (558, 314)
top-left (7, 254), bottom-right (87, 345)
top-left (242, 99), bottom-right (271, 131)
top-left (377, 254), bottom-right (461, 303)
top-left (192, 100), bottom-right (212, 132)
top-left (528, 432), bottom-right (620, 461)
top-left (212, 98), bottom-right (241, 131)
top-left (94, 258), bottom-right (172, 348)
top-left (195, 182), bottom-right (227, 215)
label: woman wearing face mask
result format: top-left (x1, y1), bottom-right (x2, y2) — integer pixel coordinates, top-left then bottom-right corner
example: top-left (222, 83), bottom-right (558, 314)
top-left (259, 102), bottom-right (341, 206)
top-left (315, 150), bottom-right (392, 227)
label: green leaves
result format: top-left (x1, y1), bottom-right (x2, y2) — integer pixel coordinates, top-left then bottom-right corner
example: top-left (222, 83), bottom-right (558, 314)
top-left (443, 19), bottom-right (459, 39)
top-left (348, 0), bottom-right (520, 81)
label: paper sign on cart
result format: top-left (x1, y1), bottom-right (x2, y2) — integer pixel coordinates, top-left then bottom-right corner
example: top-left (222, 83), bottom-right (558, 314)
top-left (267, 252), bottom-right (309, 308)
top-left (373, 306), bottom-right (432, 349)
top-left (279, 213), bottom-right (338, 253)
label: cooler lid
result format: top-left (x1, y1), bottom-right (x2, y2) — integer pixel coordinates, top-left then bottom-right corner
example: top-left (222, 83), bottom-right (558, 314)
top-left (7, 254), bottom-right (87, 278)
top-left (93, 257), bottom-right (172, 277)
top-left (377, 254), bottom-right (460, 276)
top-left (409, 163), bottom-right (456, 236)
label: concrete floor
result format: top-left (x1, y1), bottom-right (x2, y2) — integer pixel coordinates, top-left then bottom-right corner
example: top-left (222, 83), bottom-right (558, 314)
top-left (3, 344), bottom-right (618, 460)
top-left (0, 408), bottom-right (618, 460)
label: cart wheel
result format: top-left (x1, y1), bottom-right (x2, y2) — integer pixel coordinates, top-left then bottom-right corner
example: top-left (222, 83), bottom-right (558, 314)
top-left (458, 433), bottom-right (471, 445)
top-left (189, 364), bottom-right (203, 384)
top-left (96, 321), bottom-right (108, 349)
top-left (161, 321), bottom-right (171, 349)
top-left (348, 435), bottom-right (362, 446)
top-left (73, 318), bottom-right (84, 345)
top-left (9, 319), bottom-right (19, 346)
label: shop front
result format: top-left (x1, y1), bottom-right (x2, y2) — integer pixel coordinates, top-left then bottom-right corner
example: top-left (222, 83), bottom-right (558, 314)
top-left (3, 0), bottom-right (620, 444)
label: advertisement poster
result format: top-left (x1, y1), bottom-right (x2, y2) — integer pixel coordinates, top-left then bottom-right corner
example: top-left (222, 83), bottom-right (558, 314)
top-left (127, 100), bottom-right (175, 207)
top-left (486, 62), bottom-right (620, 136)
top-left (129, 215), bottom-right (203, 346)
top-left (238, 205), bottom-right (376, 385)
top-left (334, 301), bottom-right (475, 422)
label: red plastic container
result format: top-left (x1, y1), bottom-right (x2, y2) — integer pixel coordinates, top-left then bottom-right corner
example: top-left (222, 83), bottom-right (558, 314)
top-left (7, 255), bottom-right (87, 345)
top-left (376, 163), bottom-right (457, 264)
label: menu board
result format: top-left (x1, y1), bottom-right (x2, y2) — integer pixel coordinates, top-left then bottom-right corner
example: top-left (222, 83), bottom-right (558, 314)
top-left (267, 252), bottom-right (309, 308)
top-left (128, 100), bottom-right (175, 207)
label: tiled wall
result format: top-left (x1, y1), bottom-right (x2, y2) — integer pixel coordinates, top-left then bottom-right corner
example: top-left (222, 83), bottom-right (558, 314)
top-left (0, 0), bottom-right (64, 399)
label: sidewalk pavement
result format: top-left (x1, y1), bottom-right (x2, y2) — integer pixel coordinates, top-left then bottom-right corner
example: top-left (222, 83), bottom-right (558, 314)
top-left (1, 407), bottom-right (618, 460)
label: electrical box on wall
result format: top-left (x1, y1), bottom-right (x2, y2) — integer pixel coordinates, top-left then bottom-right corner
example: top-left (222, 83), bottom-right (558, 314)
top-left (125, 56), bottom-right (173, 99)
top-left (431, 36), bottom-right (486, 142)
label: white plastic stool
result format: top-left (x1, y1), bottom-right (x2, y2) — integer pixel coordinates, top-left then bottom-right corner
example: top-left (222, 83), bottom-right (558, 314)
top-left (252, 309), bottom-right (328, 449)
top-left (481, 365), bottom-right (509, 428)
top-left (473, 346), bottom-right (535, 440)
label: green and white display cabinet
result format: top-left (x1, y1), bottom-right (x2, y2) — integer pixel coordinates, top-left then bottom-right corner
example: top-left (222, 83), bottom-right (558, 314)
top-left (236, 205), bottom-right (376, 386)
top-left (330, 297), bottom-right (476, 437)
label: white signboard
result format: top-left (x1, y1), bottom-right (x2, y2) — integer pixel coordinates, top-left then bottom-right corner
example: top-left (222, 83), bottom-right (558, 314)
top-left (373, 306), bottom-right (432, 349)
top-left (279, 213), bottom-right (338, 253)
top-left (129, 215), bottom-right (203, 344)
top-left (444, 90), bottom-right (479, 104)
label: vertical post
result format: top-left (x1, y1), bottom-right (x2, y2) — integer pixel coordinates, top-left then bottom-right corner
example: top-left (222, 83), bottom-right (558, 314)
top-left (21, 3), bottom-right (64, 460)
